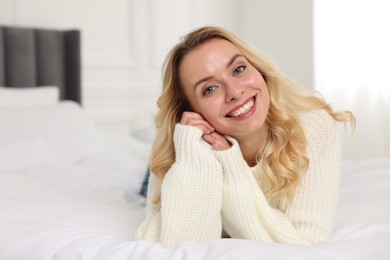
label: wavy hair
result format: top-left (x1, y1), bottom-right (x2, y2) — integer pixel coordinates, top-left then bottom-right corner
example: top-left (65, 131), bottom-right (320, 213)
top-left (150, 26), bottom-right (355, 204)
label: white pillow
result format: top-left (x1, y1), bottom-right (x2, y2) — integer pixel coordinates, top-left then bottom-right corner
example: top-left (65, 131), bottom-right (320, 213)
top-left (0, 86), bottom-right (60, 107)
top-left (0, 101), bottom-right (102, 171)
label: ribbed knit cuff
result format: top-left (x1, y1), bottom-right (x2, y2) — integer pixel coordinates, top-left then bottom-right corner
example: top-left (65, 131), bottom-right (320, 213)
top-left (173, 124), bottom-right (219, 167)
top-left (213, 137), bottom-right (251, 184)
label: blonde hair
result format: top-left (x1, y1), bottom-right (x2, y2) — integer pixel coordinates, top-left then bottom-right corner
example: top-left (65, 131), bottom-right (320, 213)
top-left (150, 26), bottom-right (355, 204)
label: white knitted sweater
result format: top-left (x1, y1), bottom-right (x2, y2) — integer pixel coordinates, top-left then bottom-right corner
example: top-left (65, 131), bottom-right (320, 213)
top-left (135, 109), bottom-right (341, 248)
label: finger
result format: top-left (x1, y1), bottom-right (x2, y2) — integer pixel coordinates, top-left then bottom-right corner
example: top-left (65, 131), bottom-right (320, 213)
top-left (203, 132), bottom-right (231, 151)
top-left (180, 111), bottom-right (195, 122)
top-left (212, 143), bottom-right (223, 151)
top-left (180, 111), bottom-right (205, 124)
top-left (195, 124), bottom-right (213, 134)
top-left (210, 132), bottom-right (231, 150)
top-left (180, 112), bottom-right (215, 133)
top-left (202, 133), bottom-right (214, 145)
top-left (182, 117), bottom-right (214, 134)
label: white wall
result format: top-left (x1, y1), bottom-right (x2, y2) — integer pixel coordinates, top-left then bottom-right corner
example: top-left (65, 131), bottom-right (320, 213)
top-left (2, 1), bottom-right (386, 160)
top-left (237, 0), bottom-right (313, 89)
top-left (314, 0), bottom-right (390, 159)
top-left (0, 0), bottom-right (313, 136)
top-left (0, 0), bottom-right (239, 135)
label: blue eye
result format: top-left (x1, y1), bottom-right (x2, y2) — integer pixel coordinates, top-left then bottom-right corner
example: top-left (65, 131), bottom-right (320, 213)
top-left (233, 65), bottom-right (246, 75)
top-left (203, 86), bottom-right (216, 96)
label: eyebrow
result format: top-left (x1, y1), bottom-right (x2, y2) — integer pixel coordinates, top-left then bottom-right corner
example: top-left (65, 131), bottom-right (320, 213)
top-left (227, 54), bottom-right (243, 68)
top-left (193, 54), bottom-right (244, 91)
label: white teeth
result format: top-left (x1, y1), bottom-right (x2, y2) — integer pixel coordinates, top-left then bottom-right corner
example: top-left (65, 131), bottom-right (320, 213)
top-left (230, 99), bottom-right (254, 118)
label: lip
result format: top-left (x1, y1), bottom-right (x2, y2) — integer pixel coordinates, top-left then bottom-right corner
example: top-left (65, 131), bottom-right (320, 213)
top-left (226, 96), bottom-right (256, 120)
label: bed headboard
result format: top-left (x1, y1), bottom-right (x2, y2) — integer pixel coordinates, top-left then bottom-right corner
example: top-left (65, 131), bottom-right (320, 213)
top-left (0, 26), bottom-right (81, 104)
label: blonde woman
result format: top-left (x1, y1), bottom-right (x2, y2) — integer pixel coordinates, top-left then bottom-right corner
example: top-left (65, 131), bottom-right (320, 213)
top-left (136, 26), bottom-right (355, 248)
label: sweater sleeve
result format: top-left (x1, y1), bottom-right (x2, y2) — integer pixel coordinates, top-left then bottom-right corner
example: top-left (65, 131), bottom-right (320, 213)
top-left (135, 124), bottom-right (223, 248)
top-left (214, 110), bottom-right (341, 244)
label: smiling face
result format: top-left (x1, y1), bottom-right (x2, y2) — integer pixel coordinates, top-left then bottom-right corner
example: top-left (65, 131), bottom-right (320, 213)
top-left (179, 38), bottom-right (270, 142)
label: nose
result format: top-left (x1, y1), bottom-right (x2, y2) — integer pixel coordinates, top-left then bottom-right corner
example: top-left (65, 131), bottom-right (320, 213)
top-left (224, 82), bottom-right (244, 102)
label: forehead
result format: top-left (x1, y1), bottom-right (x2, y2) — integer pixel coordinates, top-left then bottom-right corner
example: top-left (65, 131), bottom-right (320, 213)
top-left (184, 38), bottom-right (239, 63)
top-left (179, 38), bottom-right (241, 83)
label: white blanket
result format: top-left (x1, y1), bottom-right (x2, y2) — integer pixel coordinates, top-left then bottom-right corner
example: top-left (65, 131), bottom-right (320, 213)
top-left (0, 102), bottom-right (389, 259)
top-left (1, 151), bottom-right (389, 259)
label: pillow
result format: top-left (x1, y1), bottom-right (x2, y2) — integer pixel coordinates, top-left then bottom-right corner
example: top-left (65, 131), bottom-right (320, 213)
top-left (0, 101), bottom-right (102, 171)
top-left (0, 86), bottom-right (60, 107)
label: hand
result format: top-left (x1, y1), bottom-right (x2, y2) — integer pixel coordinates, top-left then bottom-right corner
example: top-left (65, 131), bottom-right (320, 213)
top-left (202, 132), bottom-right (231, 151)
top-left (180, 111), bottom-right (214, 134)
top-left (180, 112), bottom-right (231, 151)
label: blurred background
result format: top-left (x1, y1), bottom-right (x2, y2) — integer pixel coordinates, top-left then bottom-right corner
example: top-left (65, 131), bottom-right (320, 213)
top-left (1, 0), bottom-right (389, 160)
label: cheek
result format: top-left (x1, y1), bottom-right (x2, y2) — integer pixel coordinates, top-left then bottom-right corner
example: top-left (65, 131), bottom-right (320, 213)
top-left (247, 71), bottom-right (266, 90)
top-left (198, 103), bottom-right (217, 117)
top-left (193, 99), bottom-right (223, 123)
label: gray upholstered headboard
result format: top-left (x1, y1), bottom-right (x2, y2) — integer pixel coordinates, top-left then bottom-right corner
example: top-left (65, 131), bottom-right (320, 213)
top-left (0, 26), bottom-right (81, 104)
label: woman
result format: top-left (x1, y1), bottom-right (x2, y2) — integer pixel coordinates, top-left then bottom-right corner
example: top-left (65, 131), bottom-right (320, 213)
top-left (136, 26), bottom-right (355, 248)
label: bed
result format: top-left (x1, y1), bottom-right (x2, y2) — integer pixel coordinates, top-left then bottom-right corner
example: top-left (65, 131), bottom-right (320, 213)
top-left (1, 26), bottom-right (390, 260)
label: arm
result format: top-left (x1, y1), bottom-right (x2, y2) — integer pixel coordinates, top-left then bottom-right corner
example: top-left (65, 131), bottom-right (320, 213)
top-left (135, 124), bottom-right (223, 248)
top-left (214, 110), bottom-right (341, 244)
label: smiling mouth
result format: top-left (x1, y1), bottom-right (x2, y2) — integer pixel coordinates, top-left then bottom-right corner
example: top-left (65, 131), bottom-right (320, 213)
top-left (226, 97), bottom-right (255, 118)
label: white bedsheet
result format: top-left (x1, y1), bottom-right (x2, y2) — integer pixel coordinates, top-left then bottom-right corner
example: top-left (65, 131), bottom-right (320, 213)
top-left (0, 133), bottom-right (389, 259)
